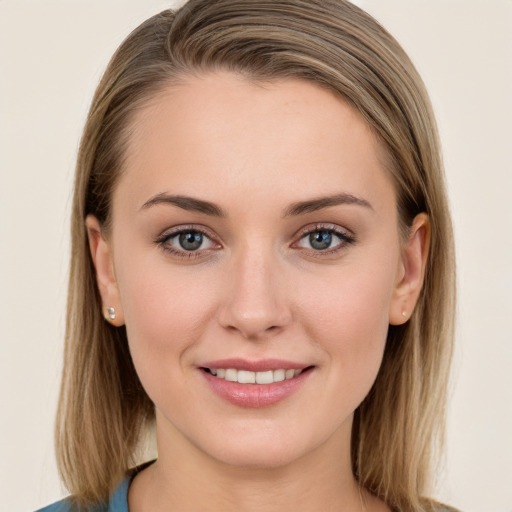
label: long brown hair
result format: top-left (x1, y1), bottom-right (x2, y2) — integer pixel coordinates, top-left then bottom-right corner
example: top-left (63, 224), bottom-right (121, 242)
top-left (56, 1), bottom-right (456, 510)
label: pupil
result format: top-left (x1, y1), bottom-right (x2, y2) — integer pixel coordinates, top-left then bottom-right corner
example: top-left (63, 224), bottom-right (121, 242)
top-left (310, 231), bottom-right (332, 250)
top-left (179, 232), bottom-right (203, 251)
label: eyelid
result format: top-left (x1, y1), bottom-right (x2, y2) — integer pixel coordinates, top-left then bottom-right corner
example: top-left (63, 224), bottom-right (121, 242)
top-left (155, 224), bottom-right (222, 257)
top-left (293, 222), bottom-right (355, 240)
top-left (154, 222), bottom-right (355, 259)
top-left (291, 223), bottom-right (356, 252)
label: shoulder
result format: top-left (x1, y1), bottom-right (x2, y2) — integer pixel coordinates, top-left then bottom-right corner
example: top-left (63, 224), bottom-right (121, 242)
top-left (34, 460), bottom-right (153, 512)
top-left (34, 476), bottom-right (129, 512)
top-left (35, 499), bottom-right (72, 512)
top-left (34, 498), bottom-right (105, 512)
top-left (35, 498), bottom-right (107, 512)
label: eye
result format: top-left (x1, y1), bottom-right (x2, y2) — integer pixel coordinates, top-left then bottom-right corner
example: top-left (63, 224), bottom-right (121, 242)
top-left (307, 231), bottom-right (335, 251)
top-left (177, 231), bottom-right (206, 251)
top-left (156, 227), bottom-right (219, 257)
top-left (294, 226), bottom-right (356, 253)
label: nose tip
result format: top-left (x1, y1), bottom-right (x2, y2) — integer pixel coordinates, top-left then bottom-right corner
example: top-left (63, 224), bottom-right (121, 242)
top-left (217, 256), bottom-right (292, 340)
top-left (221, 310), bottom-right (286, 340)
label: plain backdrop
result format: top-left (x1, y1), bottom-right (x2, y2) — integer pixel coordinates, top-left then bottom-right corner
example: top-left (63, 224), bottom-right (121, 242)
top-left (0, 1), bottom-right (511, 511)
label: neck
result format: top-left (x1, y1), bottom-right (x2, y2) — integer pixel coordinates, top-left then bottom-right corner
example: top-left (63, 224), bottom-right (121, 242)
top-left (129, 416), bottom-right (366, 512)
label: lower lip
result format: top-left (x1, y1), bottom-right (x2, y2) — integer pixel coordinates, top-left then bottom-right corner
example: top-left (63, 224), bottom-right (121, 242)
top-left (201, 368), bottom-right (313, 408)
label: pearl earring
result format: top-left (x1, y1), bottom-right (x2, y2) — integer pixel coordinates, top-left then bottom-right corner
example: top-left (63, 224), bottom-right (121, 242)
top-left (105, 306), bottom-right (116, 321)
top-left (401, 310), bottom-right (407, 318)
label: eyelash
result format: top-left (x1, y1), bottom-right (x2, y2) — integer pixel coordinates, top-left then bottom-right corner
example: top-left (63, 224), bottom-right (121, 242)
top-left (293, 223), bottom-right (357, 255)
top-left (155, 223), bottom-right (356, 260)
top-left (154, 225), bottom-right (219, 259)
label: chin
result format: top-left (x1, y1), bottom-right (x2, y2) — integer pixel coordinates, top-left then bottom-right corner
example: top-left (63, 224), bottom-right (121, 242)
top-left (208, 440), bottom-right (309, 470)
top-left (188, 418), bottom-right (342, 471)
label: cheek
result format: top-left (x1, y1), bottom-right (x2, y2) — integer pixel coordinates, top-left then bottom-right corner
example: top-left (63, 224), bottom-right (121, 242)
top-left (297, 254), bottom-right (398, 390)
top-left (115, 259), bottom-right (218, 383)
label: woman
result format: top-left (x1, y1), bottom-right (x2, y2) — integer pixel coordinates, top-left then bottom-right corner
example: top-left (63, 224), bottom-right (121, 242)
top-left (40, 1), bottom-right (456, 511)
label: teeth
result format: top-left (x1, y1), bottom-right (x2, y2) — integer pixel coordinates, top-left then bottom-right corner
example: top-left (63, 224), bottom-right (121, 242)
top-left (256, 370), bottom-right (273, 384)
top-left (237, 370), bottom-right (256, 384)
top-left (208, 367), bottom-right (305, 384)
top-left (225, 369), bottom-right (237, 382)
top-left (273, 369), bottom-right (285, 382)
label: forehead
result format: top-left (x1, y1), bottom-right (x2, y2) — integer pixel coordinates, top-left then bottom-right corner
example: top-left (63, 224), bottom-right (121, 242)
top-left (115, 72), bottom-right (395, 215)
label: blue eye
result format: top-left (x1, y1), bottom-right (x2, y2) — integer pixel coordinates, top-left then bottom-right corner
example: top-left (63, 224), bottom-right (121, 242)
top-left (178, 231), bottom-right (204, 251)
top-left (309, 231), bottom-right (333, 250)
top-left (296, 226), bottom-right (355, 252)
top-left (157, 228), bottom-right (218, 256)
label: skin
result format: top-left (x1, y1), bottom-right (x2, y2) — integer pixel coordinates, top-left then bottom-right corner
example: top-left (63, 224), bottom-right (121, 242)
top-left (87, 72), bottom-right (429, 512)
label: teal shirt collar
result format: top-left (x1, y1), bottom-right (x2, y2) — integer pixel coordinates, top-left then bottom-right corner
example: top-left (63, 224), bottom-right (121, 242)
top-left (107, 474), bottom-right (130, 512)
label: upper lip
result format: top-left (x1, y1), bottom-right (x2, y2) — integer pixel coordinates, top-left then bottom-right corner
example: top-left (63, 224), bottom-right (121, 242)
top-left (200, 358), bottom-right (311, 372)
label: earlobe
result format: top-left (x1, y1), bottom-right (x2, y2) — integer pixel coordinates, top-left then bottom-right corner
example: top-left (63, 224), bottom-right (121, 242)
top-left (85, 215), bottom-right (125, 326)
top-left (389, 213), bottom-right (430, 326)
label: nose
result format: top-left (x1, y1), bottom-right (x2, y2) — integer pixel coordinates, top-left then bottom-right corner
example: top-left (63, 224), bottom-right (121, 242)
top-left (217, 244), bottom-right (292, 340)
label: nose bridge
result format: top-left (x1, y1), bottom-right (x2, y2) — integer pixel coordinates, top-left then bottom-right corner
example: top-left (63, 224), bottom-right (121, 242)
top-left (218, 238), bottom-right (291, 338)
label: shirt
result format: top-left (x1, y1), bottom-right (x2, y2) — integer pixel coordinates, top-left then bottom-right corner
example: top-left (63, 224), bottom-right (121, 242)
top-left (35, 475), bottom-right (130, 512)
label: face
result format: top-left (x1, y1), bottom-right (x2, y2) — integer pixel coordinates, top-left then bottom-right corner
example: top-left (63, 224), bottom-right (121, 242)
top-left (89, 72), bottom-right (427, 470)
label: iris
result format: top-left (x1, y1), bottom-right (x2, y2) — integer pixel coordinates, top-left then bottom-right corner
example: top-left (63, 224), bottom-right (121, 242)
top-left (309, 231), bottom-right (332, 250)
top-left (179, 231), bottom-right (203, 251)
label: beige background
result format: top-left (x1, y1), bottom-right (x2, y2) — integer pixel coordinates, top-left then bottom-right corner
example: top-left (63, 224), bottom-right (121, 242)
top-left (1, 1), bottom-right (511, 511)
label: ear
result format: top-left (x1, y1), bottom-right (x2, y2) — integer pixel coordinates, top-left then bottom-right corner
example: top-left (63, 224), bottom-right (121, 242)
top-left (85, 214), bottom-right (125, 326)
top-left (389, 213), bottom-right (430, 325)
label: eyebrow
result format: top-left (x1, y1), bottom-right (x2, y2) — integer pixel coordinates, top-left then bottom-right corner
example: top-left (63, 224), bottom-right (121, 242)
top-left (140, 193), bottom-right (226, 217)
top-left (140, 191), bottom-right (372, 217)
top-left (283, 193), bottom-right (373, 217)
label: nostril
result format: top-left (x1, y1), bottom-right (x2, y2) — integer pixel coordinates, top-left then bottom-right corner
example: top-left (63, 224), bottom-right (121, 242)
top-left (217, 297), bottom-right (292, 339)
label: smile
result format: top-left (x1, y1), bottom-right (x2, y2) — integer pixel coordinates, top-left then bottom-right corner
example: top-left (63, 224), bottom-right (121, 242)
top-left (204, 368), bottom-right (303, 384)
top-left (200, 361), bottom-right (313, 407)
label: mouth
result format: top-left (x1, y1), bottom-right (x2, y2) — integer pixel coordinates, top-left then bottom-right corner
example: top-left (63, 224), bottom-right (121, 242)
top-left (201, 367), bottom-right (311, 384)
top-left (199, 358), bottom-right (314, 407)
